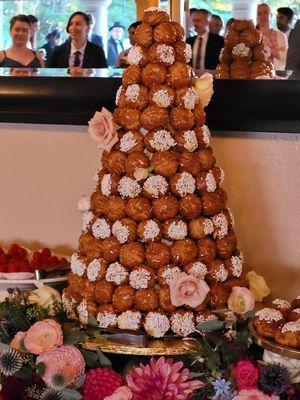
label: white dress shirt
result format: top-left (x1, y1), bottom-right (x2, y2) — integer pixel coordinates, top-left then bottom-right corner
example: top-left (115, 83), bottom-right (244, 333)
top-left (192, 31), bottom-right (209, 70)
top-left (69, 41), bottom-right (87, 67)
top-left (285, 28), bottom-right (292, 40)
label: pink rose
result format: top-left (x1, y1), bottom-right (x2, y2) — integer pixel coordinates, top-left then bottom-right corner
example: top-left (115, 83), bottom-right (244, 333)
top-left (10, 331), bottom-right (27, 352)
top-left (228, 286), bottom-right (255, 315)
top-left (233, 390), bottom-right (279, 400)
top-left (104, 386), bottom-right (133, 400)
top-left (234, 360), bottom-right (259, 391)
top-left (170, 272), bottom-right (210, 308)
top-left (133, 168), bottom-right (148, 181)
top-left (24, 319), bottom-right (63, 355)
top-left (88, 107), bottom-right (118, 151)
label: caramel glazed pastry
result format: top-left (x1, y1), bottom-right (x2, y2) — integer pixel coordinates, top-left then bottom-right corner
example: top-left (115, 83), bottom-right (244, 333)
top-left (215, 18), bottom-right (274, 80)
top-left (63, 7), bottom-right (249, 339)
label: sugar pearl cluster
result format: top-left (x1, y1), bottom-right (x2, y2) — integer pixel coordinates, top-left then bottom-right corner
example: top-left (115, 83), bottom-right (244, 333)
top-left (117, 311), bottom-right (142, 330)
top-left (184, 43), bottom-right (192, 62)
top-left (167, 220), bottom-right (187, 240)
top-left (144, 175), bottom-right (168, 198)
top-left (202, 125), bottom-right (211, 146)
top-left (97, 312), bottom-right (117, 328)
top-left (77, 300), bottom-right (89, 324)
top-left (82, 211), bottom-right (94, 233)
top-left (125, 84), bottom-right (140, 102)
top-left (212, 213), bottom-right (228, 239)
top-left (230, 255), bottom-right (243, 277)
top-left (205, 171), bottom-right (217, 193)
top-left (115, 86), bottom-right (122, 105)
top-left (256, 308), bottom-right (283, 322)
top-left (120, 132), bottom-right (137, 153)
top-left (182, 88), bottom-right (198, 110)
top-left (162, 266), bottom-right (181, 285)
top-left (92, 218), bottom-right (111, 239)
top-left (144, 312), bottom-right (170, 338)
top-left (212, 264), bottom-right (228, 282)
top-left (112, 221), bottom-right (130, 244)
top-left (170, 312), bottom-right (195, 337)
top-left (281, 321), bottom-right (300, 333)
top-left (157, 44), bottom-right (175, 65)
top-left (272, 299), bottom-right (291, 309)
top-left (87, 259), bottom-right (103, 282)
top-left (149, 130), bottom-right (176, 151)
top-left (128, 45), bottom-right (143, 66)
top-left (129, 268), bottom-right (151, 289)
top-left (101, 174), bottom-right (112, 196)
top-left (175, 172), bottom-right (196, 196)
top-left (71, 253), bottom-right (86, 277)
top-left (232, 43), bottom-right (251, 57)
top-left (142, 220), bottom-right (161, 241)
top-left (196, 313), bottom-right (218, 324)
top-left (118, 176), bottom-right (141, 198)
top-left (153, 89), bottom-right (173, 108)
top-left (188, 262), bottom-right (207, 279)
top-left (183, 130), bottom-right (198, 152)
top-left (106, 262), bottom-right (128, 285)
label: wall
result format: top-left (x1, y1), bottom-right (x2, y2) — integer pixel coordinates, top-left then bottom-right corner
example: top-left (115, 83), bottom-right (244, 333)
top-left (0, 123), bottom-right (299, 299)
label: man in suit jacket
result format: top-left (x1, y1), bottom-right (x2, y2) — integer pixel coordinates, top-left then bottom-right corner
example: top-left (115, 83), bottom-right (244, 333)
top-left (107, 21), bottom-right (125, 67)
top-left (48, 39), bottom-right (107, 68)
top-left (87, 14), bottom-right (103, 48)
top-left (286, 20), bottom-right (300, 70)
top-left (186, 9), bottom-right (224, 71)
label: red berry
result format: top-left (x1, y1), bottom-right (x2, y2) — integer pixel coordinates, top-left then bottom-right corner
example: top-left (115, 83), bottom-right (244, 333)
top-left (8, 259), bottom-right (30, 273)
top-left (41, 248), bottom-right (51, 258)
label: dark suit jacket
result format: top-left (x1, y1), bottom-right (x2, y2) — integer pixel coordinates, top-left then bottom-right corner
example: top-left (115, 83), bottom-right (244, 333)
top-left (186, 32), bottom-right (224, 70)
top-left (48, 40), bottom-right (107, 68)
top-left (286, 20), bottom-right (300, 70)
top-left (90, 33), bottom-right (103, 48)
top-left (107, 37), bottom-right (124, 67)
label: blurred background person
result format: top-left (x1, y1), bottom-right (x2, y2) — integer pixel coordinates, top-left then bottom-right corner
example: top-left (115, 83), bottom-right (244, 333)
top-left (210, 14), bottom-right (223, 35)
top-left (87, 14), bottom-right (103, 48)
top-left (107, 21), bottom-right (124, 67)
top-left (41, 29), bottom-right (61, 65)
top-left (257, 3), bottom-right (288, 70)
top-left (49, 11), bottom-right (107, 68)
top-left (286, 19), bottom-right (300, 70)
top-left (187, 8), bottom-right (198, 38)
top-left (225, 18), bottom-right (235, 35)
top-left (0, 14), bottom-right (43, 67)
top-left (276, 7), bottom-right (294, 41)
top-left (115, 21), bottom-right (141, 68)
top-left (187, 9), bottom-right (224, 72)
top-left (27, 14), bottom-right (39, 50)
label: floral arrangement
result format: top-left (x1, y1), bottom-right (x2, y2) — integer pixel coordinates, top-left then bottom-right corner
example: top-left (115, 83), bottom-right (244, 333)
top-left (0, 288), bottom-right (299, 400)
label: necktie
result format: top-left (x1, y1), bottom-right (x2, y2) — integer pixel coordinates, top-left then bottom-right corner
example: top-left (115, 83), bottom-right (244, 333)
top-left (74, 51), bottom-right (81, 67)
top-left (195, 37), bottom-right (203, 70)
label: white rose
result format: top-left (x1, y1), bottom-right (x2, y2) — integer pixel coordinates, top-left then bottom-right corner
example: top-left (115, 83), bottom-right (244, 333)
top-left (194, 73), bottom-right (214, 108)
top-left (27, 283), bottom-right (61, 315)
top-left (77, 196), bottom-right (91, 212)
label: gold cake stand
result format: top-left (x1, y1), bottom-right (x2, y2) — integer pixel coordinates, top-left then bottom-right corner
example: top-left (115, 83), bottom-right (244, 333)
top-left (84, 335), bottom-right (199, 356)
top-left (249, 320), bottom-right (300, 360)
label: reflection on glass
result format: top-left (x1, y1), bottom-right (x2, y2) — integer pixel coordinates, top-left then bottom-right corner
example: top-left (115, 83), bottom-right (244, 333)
top-left (0, 67), bottom-right (124, 78)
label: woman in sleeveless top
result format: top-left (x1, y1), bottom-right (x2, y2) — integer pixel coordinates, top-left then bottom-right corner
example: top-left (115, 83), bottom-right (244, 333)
top-left (0, 14), bottom-right (43, 68)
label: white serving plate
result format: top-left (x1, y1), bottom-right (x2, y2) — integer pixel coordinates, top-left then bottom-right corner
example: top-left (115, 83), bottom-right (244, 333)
top-left (0, 276), bottom-right (68, 291)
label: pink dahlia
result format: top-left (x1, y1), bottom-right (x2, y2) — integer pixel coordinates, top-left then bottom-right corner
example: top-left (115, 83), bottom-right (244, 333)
top-left (126, 356), bottom-right (204, 400)
top-left (36, 345), bottom-right (85, 389)
top-left (81, 368), bottom-right (123, 400)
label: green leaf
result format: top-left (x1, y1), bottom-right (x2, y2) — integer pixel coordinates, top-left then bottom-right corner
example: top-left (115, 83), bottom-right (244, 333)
top-left (63, 329), bottom-right (85, 345)
top-left (196, 320), bottom-right (224, 332)
top-left (80, 349), bottom-right (99, 369)
top-left (96, 349), bottom-right (112, 368)
top-left (242, 311), bottom-right (256, 320)
top-left (14, 365), bottom-right (33, 380)
top-left (36, 362), bottom-right (45, 376)
top-left (72, 373), bottom-right (86, 390)
top-left (60, 388), bottom-right (82, 400)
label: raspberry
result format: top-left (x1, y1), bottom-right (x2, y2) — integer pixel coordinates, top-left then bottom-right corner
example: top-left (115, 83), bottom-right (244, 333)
top-left (7, 244), bottom-right (27, 260)
top-left (8, 259), bottom-right (31, 273)
top-left (41, 248), bottom-right (52, 258)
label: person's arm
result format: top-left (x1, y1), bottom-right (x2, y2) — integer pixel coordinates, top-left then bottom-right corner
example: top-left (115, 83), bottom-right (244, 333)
top-left (274, 30), bottom-right (288, 62)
